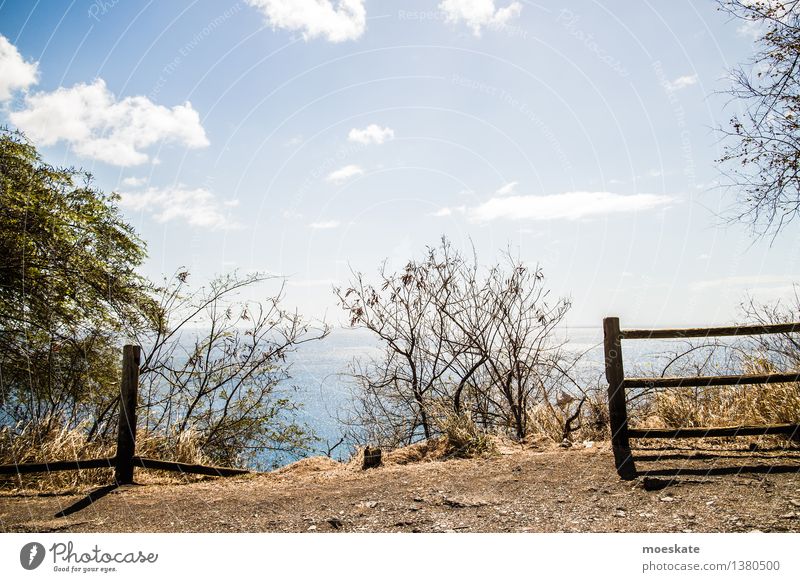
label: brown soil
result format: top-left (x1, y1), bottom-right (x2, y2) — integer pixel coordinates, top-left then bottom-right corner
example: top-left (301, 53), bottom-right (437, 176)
top-left (2, 440), bottom-right (800, 533)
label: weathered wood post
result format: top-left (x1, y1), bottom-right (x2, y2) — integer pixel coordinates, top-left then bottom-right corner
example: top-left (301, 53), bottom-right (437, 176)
top-left (603, 317), bottom-right (637, 479)
top-left (115, 345), bottom-right (141, 485)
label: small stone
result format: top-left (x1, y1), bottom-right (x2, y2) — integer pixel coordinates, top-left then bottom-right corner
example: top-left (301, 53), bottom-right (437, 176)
top-left (560, 438), bottom-right (572, 448)
top-left (327, 517), bottom-right (344, 529)
top-left (307, 525), bottom-right (317, 531)
top-left (660, 495), bottom-right (675, 503)
top-left (614, 508), bottom-right (627, 518)
top-left (583, 440), bottom-right (595, 448)
top-left (789, 499), bottom-right (800, 508)
top-left (779, 512), bottom-right (797, 519)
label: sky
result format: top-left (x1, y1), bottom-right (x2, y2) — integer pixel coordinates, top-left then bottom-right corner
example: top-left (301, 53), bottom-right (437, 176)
top-left (1, 0), bottom-right (798, 328)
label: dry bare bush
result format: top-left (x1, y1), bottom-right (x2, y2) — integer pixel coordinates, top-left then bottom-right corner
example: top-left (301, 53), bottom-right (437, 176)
top-left (337, 238), bottom-right (579, 449)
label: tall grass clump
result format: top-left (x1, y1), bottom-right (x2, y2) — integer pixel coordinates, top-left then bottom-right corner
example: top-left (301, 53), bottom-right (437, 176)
top-left (0, 419), bottom-right (211, 492)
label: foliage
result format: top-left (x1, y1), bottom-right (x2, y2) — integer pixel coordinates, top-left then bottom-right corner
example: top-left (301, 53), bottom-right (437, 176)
top-left (336, 238), bottom-right (579, 447)
top-left (717, 1), bottom-right (800, 236)
top-left (0, 129), bottom-right (329, 470)
top-left (131, 272), bottom-right (331, 468)
top-left (0, 127), bottom-right (151, 432)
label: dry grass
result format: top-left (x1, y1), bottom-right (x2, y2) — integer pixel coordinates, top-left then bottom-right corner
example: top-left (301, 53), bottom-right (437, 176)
top-left (525, 391), bottom-right (611, 444)
top-left (0, 420), bottom-right (212, 492)
top-left (649, 357), bottom-right (800, 430)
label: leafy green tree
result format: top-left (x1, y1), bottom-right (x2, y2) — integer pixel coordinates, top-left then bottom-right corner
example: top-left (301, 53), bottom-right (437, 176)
top-left (1, 128), bottom-right (328, 470)
top-left (0, 127), bottom-right (151, 431)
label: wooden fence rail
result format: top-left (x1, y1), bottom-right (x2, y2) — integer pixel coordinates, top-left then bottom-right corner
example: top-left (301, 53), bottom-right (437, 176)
top-left (604, 317), bottom-right (800, 480)
top-left (0, 345), bottom-right (249, 483)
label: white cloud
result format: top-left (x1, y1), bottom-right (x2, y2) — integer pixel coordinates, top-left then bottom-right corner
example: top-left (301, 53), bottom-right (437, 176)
top-left (247, 0), bottom-right (366, 43)
top-left (348, 124), bottom-right (394, 145)
top-left (737, 18), bottom-right (766, 39)
top-left (308, 220), bottom-right (340, 229)
top-left (690, 275), bottom-right (798, 293)
top-left (10, 79), bottom-right (209, 166)
top-left (662, 74), bottom-right (698, 91)
top-left (439, 0), bottom-right (522, 36)
top-left (326, 164), bottom-right (363, 184)
top-left (285, 134), bottom-right (304, 147)
top-left (463, 191), bottom-right (674, 222)
top-left (122, 176), bottom-right (146, 187)
top-left (119, 186), bottom-right (239, 229)
top-left (495, 181), bottom-right (518, 196)
top-left (0, 35), bottom-right (39, 101)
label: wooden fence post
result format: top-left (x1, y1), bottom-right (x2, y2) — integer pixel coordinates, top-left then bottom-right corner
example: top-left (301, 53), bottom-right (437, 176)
top-left (115, 345), bottom-right (141, 485)
top-left (603, 317), bottom-right (637, 479)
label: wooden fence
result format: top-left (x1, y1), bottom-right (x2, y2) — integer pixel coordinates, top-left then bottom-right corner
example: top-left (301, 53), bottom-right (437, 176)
top-left (604, 317), bottom-right (800, 480)
top-left (0, 345), bottom-right (249, 484)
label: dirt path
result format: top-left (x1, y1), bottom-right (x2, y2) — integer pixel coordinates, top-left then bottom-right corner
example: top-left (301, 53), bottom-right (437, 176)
top-left (2, 442), bottom-right (800, 533)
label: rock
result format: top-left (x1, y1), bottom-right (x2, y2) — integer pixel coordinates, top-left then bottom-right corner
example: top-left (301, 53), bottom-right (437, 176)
top-left (560, 438), bottom-right (572, 448)
top-left (327, 517), bottom-right (344, 529)
top-left (779, 512), bottom-right (797, 519)
top-left (789, 499), bottom-right (800, 508)
top-left (362, 446), bottom-right (382, 469)
top-left (614, 509), bottom-right (627, 518)
top-left (357, 500), bottom-right (378, 509)
top-left (659, 495), bottom-right (675, 503)
top-left (583, 440), bottom-right (595, 448)
top-left (307, 525), bottom-right (317, 531)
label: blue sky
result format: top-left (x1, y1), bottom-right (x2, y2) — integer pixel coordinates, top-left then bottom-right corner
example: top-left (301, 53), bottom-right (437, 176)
top-left (1, 0), bottom-right (797, 327)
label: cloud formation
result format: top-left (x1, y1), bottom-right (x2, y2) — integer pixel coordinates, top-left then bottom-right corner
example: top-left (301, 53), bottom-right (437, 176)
top-left (119, 186), bottom-right (239, 229)
top-left (495, 181), bottom-right (518, 196)
top-left (10, 79), bottom-right (208, 166)
top-left (0, 35), bottom-right (38, 101)
top-left (348, 124), bottom-right (394, 145)
top-left (439, 0), bottom-right (522, 36)
top-left (662, 74), bottom-right (698, 91)
top-left (436, 191), bottom-right (674, 222)
top-left (326, 164), bottom-right (364, 184)
top-left (247, 0), bottom-right (366, 42)
top-left (690, 275), bottom-right (798, 292)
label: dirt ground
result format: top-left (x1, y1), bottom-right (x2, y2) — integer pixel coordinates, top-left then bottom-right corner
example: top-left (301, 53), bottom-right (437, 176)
top-left (2, 440), bottom-right (800, 533)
